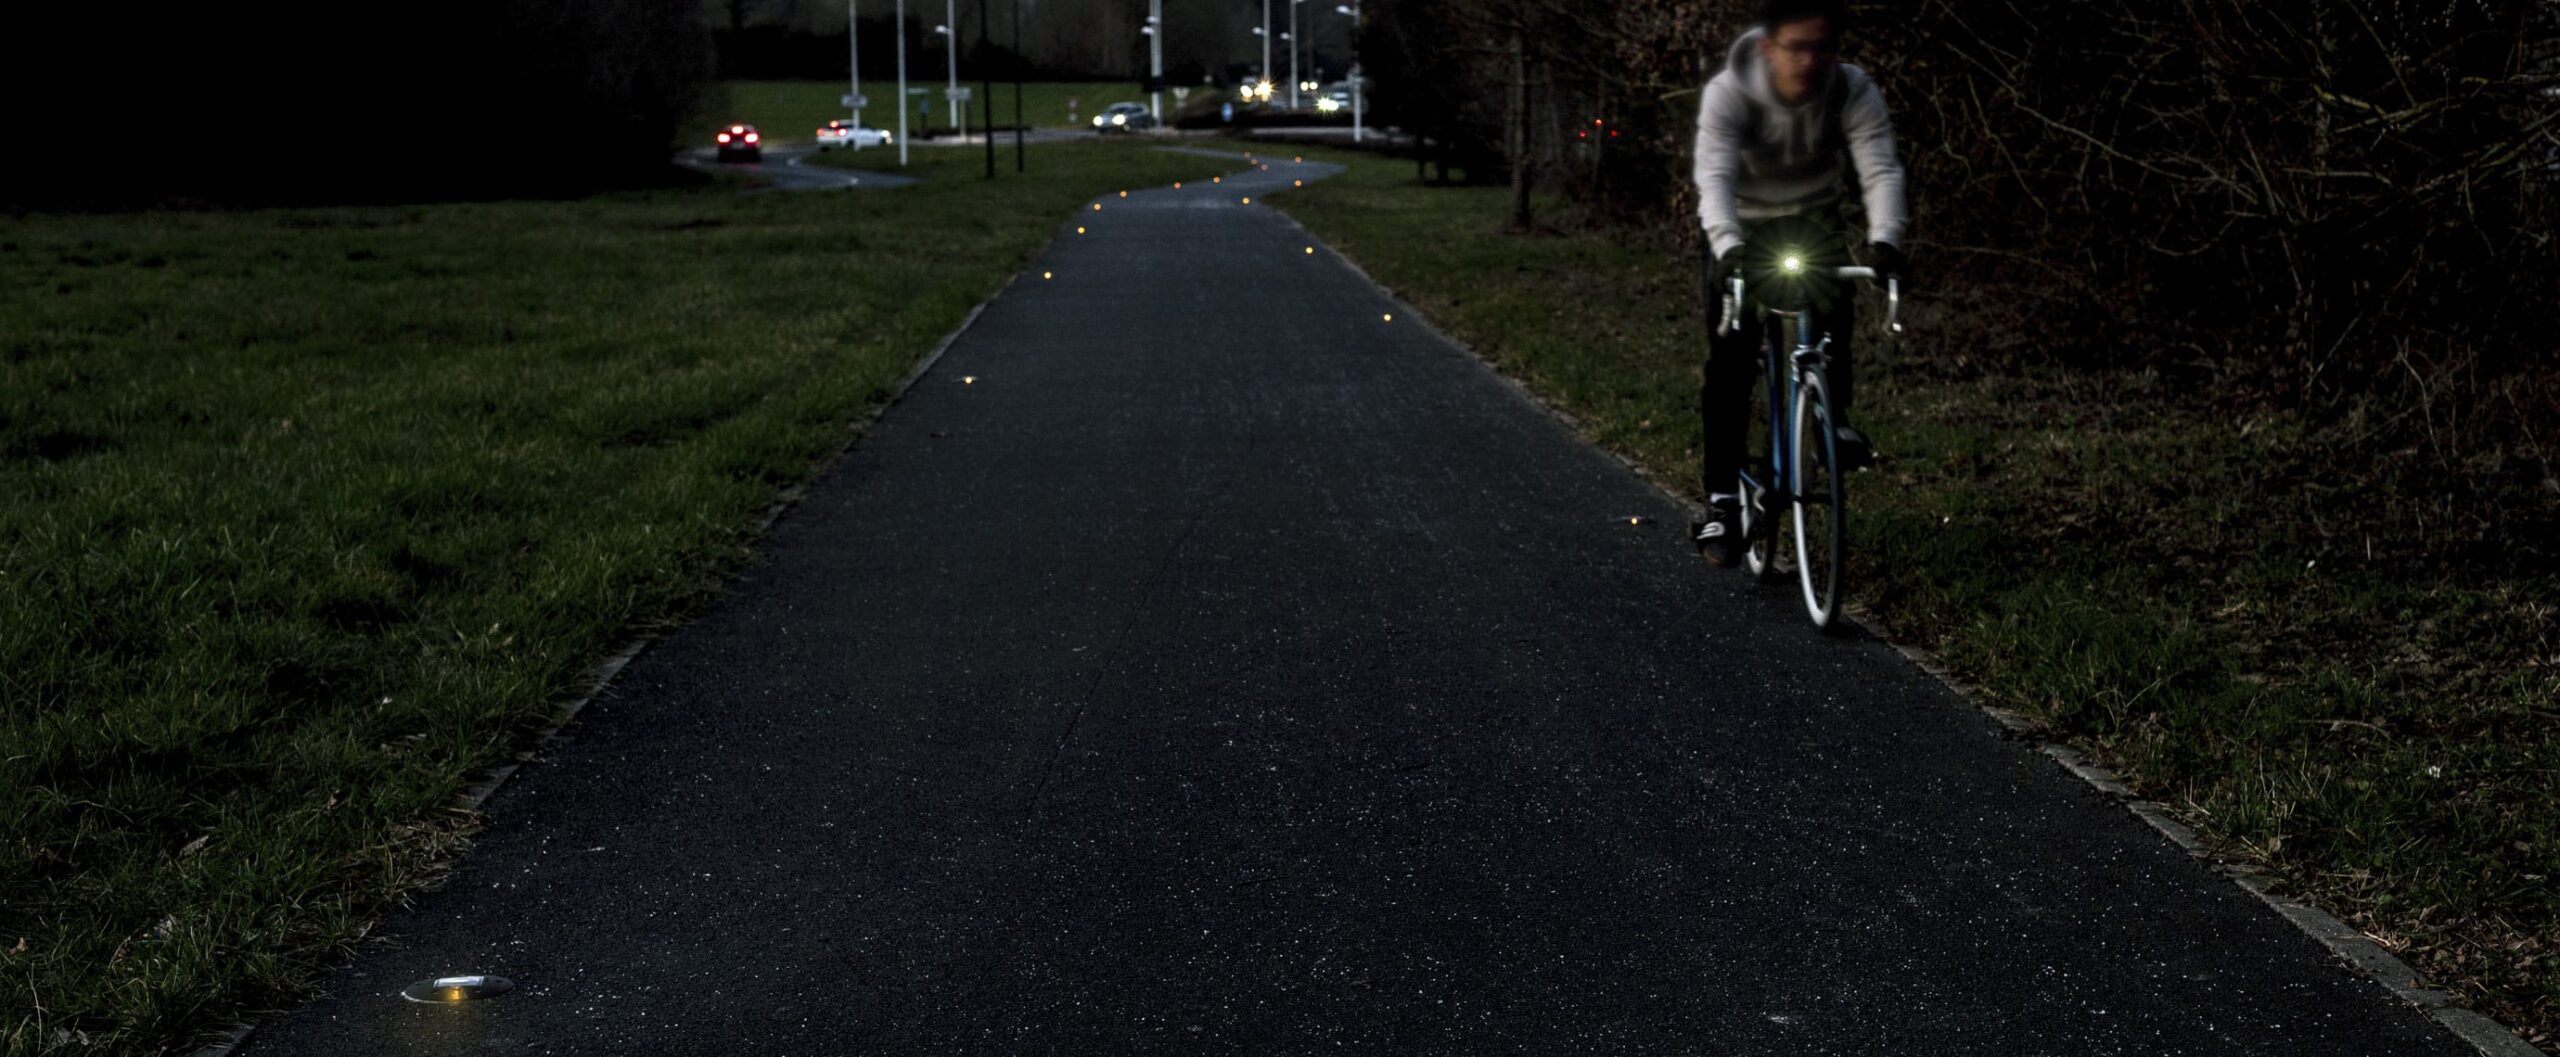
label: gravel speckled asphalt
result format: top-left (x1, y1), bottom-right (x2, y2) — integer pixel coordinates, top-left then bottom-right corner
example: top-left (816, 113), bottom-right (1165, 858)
top-left (237, 153), bottom-right (2474, 1056)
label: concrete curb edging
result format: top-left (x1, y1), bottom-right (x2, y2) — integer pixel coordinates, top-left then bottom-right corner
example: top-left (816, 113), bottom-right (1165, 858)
top-left (1869, 639), bottom-right (2548, 1057)
top-left (1262, 204), bottom-right (2548, 1057)
top-left (186, 290), bottom-right (1004, 1057)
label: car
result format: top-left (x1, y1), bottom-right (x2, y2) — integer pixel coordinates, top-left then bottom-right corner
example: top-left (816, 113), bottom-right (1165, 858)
top-left (715, 124), bottom-right (762, 162)
top-left (1090, 102), bottom-right (1156, 133)
top-left (815, 120), bottom-right (892, 150)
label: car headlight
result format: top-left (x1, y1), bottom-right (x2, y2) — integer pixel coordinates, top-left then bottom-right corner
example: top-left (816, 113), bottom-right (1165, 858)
top-left (1112, 114), bottom-right (1126, 126)
top-left (1093, 115), bottom-right (1105, 127)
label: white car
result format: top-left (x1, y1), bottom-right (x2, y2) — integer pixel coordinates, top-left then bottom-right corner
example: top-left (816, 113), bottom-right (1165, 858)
top-left (815, 120), bottom-right (893, 150)
top-left (1090, 102), bottom-right (1156, 133)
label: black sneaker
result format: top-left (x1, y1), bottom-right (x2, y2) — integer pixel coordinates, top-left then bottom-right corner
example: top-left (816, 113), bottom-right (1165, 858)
top-left (1830, 424), bottom-right (1874, 472)
top-left (1691, 498), bottom-right (1742, 567)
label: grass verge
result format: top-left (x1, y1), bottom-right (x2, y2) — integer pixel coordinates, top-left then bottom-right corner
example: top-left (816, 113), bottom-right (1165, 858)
top-left (0, 139), bottom-right (1211, 1056)
top-left (1264, 144), bottom-right (2559, 1050)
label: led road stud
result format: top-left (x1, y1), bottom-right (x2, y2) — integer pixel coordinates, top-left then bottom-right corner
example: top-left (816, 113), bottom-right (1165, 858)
top-left (401, 975), bottom-right (513, 1004)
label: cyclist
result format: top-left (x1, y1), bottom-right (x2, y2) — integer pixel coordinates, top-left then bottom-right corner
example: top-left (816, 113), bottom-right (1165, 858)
top-left (1690, 0), bottom-right (1909, 566)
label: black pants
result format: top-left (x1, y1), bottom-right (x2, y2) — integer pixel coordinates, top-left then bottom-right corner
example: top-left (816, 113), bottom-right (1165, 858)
top-left (1697, 215), bottom-right (1857, 498)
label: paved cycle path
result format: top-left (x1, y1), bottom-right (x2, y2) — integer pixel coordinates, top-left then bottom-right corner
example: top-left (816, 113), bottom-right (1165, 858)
top-left (240, 153), bottom-right (2477, 1056)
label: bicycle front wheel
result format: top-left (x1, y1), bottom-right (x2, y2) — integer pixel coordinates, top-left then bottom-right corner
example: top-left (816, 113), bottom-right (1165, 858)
top-left (1789, 370), bottom-right (1847, 631)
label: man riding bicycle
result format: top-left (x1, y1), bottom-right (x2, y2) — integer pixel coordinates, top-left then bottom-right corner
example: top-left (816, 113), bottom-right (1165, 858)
top-left (1691, 0), bottom-right (1909, 566)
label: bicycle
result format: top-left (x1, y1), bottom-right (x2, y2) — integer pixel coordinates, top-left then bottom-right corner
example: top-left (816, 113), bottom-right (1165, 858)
top-left (1719, 254), bottom-right (1901, 631)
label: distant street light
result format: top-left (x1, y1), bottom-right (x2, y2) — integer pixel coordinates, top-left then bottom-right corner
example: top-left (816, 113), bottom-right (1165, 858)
top-left (1288, 0), bottom-right (1303, 110)
top-left (939, 0), bottom-right (958, 130)
top-left (1146, 2), bottom-right (1163, 127)
top-left (1335, 0), bottom-right (1363, 142)
top-left (896, 0), bottom-right (909, 164)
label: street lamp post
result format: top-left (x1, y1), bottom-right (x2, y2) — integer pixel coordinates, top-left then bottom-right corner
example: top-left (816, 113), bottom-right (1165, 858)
top-left (1249, 27), bottom-right (1266, 101)
top-left (1012, 0), bottom-right (1024, 171)
top-left (895, 0), bottom-right (909, 164)
top-left (849, 0), bottom-right (862, 127)
top-left (943, 0), bottom-right (959, 131)
top-left (979, 0), bottom-right (993, 176)
top-left (1261, 0), bottom-right (1271, 95)
top-left (1335, 1), bottom-right (1362, 143)
top-left (1287, 0), bottom-right (1299, 110)
top-left (1146, 0), bottom-right (1162, 127)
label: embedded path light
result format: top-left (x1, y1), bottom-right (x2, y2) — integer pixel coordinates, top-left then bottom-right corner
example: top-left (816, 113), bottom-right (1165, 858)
top-left (401, 975), bottom-right (512, 1004)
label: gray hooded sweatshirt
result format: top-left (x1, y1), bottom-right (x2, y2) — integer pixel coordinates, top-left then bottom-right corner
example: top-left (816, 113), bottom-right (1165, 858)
top-left (1692, 26), bottom-right (1907, 258)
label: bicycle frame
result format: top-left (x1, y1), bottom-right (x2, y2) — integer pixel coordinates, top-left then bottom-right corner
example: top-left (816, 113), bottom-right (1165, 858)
top-left (1718, 264), bottom-right (1900, 548)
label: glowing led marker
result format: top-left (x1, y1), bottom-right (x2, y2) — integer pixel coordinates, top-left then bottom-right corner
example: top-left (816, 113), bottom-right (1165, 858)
top-left (1212, 176), bottom-right (1222, 183)
top-left (1294, 156), bottom-right (1304, 163)
top-left (401, 975), bottom-right (512, 1004)
top-left (1304, 246), bottom-right (1314, 254)
top-left (1241, 197), bottom-right (1252, 204)
top-left (1382, 313), bottom-right (1393, 322)
top-left (1173, 181), bottom-right (1183, 188)
top-left (1091, 203), bottom-right (1102, 211)
top-left (1042, 271), bottom-right (1053, 280)
top-left (1293, 179), bottom-right (1303, 187)
top-left (1119, 191), bottom-right (1128, 198)
top-left (963, 376), bottom-right (978, 385)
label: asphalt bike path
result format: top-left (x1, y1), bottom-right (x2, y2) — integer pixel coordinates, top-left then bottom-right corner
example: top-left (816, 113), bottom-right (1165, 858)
top-left (237, 151), bottom-right (2477, 1056)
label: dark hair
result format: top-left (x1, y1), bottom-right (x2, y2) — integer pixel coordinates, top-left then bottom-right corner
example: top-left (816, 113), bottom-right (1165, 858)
top-left (1760, 0), bottom-right (1850, 34)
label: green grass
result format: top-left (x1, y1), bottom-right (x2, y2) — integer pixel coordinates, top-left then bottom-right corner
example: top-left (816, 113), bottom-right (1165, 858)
top-left (699, 80), bottom-right (1187, 145)
top-left (0, 139), bottom-right (1217, 1056)
top-left (1264, 145), bottom-right (2560, 1048)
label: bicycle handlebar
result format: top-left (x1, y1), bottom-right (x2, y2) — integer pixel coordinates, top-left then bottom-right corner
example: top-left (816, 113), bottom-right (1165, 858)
top-left (1719, 269), bottom-right (1902, 340)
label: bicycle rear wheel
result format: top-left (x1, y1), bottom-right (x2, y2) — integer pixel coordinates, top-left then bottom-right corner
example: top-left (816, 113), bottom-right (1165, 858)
top-left (1789, 370), bottom-right (1847, 630)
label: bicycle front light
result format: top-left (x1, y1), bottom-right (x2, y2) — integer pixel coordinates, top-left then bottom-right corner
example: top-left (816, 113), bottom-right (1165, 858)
top-left (1781, 253), bottom-right (1805, 275)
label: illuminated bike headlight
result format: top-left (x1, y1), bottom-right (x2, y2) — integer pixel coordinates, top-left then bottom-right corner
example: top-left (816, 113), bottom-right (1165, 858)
top-left (1781, 254), bottom-right (1804, 274)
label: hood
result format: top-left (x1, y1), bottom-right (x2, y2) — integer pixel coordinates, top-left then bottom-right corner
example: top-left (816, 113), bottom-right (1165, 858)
top-left (1725, 25), bottom-right (1832, 109)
